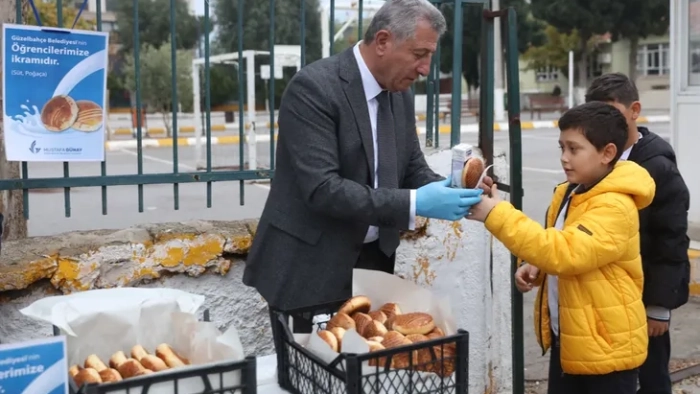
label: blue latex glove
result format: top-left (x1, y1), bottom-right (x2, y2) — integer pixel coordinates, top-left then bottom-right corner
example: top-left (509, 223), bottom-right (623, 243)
top-left (416, 176), bottom-right (483, 221)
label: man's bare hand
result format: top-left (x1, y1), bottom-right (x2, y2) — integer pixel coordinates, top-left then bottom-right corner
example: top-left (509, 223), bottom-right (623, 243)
top-left (514, 264), bottom-right (540, 293)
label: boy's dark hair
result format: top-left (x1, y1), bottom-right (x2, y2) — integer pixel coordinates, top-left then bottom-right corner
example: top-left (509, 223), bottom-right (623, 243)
top-left (558, 101), bottom-right (628, 164)
top-left (585, 72), bottom-right (640, 106)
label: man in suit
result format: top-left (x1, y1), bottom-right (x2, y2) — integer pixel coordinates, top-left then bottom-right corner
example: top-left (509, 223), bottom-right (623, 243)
top-left (243, 0), bottom-right (486, 348)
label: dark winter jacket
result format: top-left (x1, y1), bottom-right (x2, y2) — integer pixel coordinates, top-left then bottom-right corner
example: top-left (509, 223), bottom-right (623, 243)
top-left (628, 127), bottom-right (691, 310)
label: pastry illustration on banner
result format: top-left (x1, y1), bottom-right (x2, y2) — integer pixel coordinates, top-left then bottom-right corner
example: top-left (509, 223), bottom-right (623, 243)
top-left (2, 23), bottom-right (109, 162)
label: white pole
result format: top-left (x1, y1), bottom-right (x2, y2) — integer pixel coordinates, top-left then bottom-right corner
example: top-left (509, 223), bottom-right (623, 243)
top-left (493, 0), bottom-right (505, 121)
top-left (246, 52), bottom-right (257, 171)
top-left (321, 7), bottom-right (330, 58)
top-left (568, 50), bottom-right (574, 108)
top-left (192, 62), bottom-right (202, 169)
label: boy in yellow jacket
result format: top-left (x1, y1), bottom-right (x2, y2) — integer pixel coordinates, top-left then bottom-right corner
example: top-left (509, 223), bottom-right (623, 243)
top-left (468, 101), bottom-right (656, 394)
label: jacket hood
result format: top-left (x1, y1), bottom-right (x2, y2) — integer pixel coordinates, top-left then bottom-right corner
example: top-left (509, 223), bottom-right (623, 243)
top-left (630, 127), bottom-right (676, 164)
top-left (578, 160), bottom-right (656, 210)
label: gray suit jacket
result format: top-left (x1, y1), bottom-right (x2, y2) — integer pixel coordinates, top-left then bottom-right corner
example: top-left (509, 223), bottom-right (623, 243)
top-left (242, 47), bottom-right (441, 310)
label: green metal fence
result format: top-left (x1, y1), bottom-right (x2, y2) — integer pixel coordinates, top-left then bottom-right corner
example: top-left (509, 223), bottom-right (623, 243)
top-left (1, 1), bottom-right (525, 391)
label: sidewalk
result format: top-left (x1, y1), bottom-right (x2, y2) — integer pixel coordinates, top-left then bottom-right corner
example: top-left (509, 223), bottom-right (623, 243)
top-left (103, 114), bottom-right (671, 151)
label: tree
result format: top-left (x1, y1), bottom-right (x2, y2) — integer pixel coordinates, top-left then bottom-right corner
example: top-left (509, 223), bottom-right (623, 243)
top-left (114, 0), bottom-right (199, 53)
top-left (0, 0), bottom-right (28, 241)
top-left (122, 42), bottom-right (194, 136)
top-left (213, 0), bottom-right (323, 109)
top-left (25, 0), bottom-right (94, 30)
top-left (609, 0), bottom-right (670, 80)
top-left (530, 0), bottom-right (625, 89)
top-left (522, 25), bottom-right (605, 80)
top-left (439, 1), bottom-right (546, 92)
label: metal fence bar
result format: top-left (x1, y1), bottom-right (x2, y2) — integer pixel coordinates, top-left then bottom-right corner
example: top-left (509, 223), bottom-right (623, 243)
top-left (170, 0), bottom-right (180, 210)
top-left (449, 0), bottom-right (463, 148)
top-left (96, 0), bottom-right (107, 215)
top-left (329, 0), bottom-right (335, 54)
top-left (434, 33), bottom-right (441, 149)
top-left (14, 0), bottom-right (30, 220)
top-left (300, 0), bottom-right (306, 67)
top-left (505, 8), bottom-right (525, 394)
top-left (203, 0), bottom-right (213, 208)
top-left (237, 0), bottom-right (246, 205)
top-left (358, 0), bottom-right (364, 41)
top-left (270, 0), bottom-right (276, 171)
top-left (57, 0), bottom-right (73, 218)
top-left (132, 0), bottom-right (145, 213)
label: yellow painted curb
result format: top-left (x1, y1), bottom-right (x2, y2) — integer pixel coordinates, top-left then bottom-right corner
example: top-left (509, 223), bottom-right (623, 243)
top-left (690, 248), bottom-right (700, 296)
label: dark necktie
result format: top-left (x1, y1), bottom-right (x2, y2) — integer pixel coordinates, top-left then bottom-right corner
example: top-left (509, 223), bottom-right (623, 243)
top-left (376, 91), bottom-right (400, 257)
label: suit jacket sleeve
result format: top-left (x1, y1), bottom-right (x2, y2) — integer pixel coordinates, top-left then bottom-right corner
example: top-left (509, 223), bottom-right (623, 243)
top-left (400, 93), bottom-right (443, 189)
top-left (277, 71), bottom-right (412, 229)
top-left (640, 156), bottom-right (691, 309)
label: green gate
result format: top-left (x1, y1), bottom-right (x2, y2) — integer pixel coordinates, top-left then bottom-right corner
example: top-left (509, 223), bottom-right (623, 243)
top-left (0, 0), bottom-right (524, 392)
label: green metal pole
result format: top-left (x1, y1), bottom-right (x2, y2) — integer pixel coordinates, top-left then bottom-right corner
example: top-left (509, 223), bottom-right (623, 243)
top-left (15, 0), bottom-right (29, 220)
top-left (204, 0), bottom-right (212, 208)
top-left (237, 0), bottom-right (246, 204)
top-left (450, 0), bottom-right (463, 148)
top-left (505, 8), bottom-right (525, 394)
top-left (170, 0), bottom-right (180, 210)
top-left (300, 0), bottom-right (306, 67)
top-left (132, 0), bottom-right (145, 213)
top-left (270, 0), bottom-right (276, 171)
top-left (358, 0), bottom-right (364, 41)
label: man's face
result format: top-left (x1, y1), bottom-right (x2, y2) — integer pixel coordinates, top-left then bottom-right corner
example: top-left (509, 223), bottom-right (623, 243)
top-left (373, 20), bottom-right (438, 92)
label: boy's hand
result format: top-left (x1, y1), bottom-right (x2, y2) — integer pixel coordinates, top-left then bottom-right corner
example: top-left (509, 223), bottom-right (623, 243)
top-left (647, 319), bottom-right (669, 337)
top-left (467, 183), bottom-right (502, 222)
top-left (515, 264), bottom-right (540, 293)
top-left (479, 175), bottom-right (495, 195)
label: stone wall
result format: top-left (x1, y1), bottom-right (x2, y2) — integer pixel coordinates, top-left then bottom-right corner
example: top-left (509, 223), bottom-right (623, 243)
top-left (0, 147), bottom-right (516, 393)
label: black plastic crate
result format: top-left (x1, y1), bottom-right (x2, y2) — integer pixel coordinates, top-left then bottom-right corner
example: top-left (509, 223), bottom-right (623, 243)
top-left (54, 309), bottom-right (258, 394)
top-left (273, 299), bottom-right (469, 394)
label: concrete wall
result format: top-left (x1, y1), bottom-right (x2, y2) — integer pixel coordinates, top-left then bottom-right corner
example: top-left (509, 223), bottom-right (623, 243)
top-left (0, 148), bottom-right (514, 393)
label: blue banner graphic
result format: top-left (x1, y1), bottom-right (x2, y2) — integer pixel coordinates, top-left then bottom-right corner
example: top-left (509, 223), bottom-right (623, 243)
top-left (2, 24), bottom-right (109, 162)
top-left (0, 336), bottom-right (68, 394)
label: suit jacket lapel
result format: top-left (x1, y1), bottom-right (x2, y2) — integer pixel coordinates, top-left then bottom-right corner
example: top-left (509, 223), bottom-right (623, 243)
top-left (338, 48), bottom-right (375, 186)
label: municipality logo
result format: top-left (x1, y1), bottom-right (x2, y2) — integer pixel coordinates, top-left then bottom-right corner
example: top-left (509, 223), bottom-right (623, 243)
top-left (29, 140), bottom-right (40, 154)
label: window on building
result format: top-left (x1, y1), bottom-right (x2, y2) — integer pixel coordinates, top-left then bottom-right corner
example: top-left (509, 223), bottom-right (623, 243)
top-left (535, 66), bottom-right (558, 82)
top-left (690, 0), bottom-right (700, 85)
top-left (636, 43), bottom-right (671, 76)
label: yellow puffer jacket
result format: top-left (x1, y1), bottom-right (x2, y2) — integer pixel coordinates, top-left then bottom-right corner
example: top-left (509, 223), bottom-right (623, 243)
top-left (485, 160), bottom-right (656, 375)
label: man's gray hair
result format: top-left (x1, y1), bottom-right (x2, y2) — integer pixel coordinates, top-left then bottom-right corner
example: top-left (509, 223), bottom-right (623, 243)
top-left (363, 0), bottom-right (447, 43)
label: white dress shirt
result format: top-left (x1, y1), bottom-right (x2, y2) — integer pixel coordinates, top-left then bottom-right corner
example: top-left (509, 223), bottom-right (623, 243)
top-left (352, 43), bottom-right (417, 243)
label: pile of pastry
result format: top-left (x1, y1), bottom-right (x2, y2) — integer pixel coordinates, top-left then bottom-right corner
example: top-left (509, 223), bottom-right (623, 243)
top-left (69, 343), bottom-right (190, 387)
top-left (315, 295), bottom-right (456, 377)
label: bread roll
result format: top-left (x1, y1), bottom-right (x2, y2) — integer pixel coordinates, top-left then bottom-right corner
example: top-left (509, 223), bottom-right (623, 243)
top-left (352, 312), bottom-right (373, 336)
top-left (140, 354), bottom-right (169, 372)
top-left (84, 354), bottom-right (107, 372)
top-left (117, 358), bottom-right (145, 378)
top-left (73, 368), bottom-right (102, 386)
top-left (376, 331), bottom-right (416, 369)
top-left (379, 303), bottom-right (402, 319)
top-left (338, 295), bottom-right (371, 315)
top-left (393, 312), bottom-right (435, 336)
top-left (363, 320), bottom-right (388, 338)
top-left (427, 327), bottom-right (445, 339)
top-left (366, 341), bottom-right (385, 352)
top-left (329, 327), bottom-right (346, 349)
top-left (155, 344), bottom-right (188, 368)
top-left (326, 312), bottom-right (356, 331)
top-left (98, 368), bottom-right (123, 383)
top-left (131, 345), bottom-right (149, 360)
top-left (317, 330), bottom-right (338, 352)
top-left (461, 156), bottom-right (486, 189)
top-left (72, 100), bottom-right (103, 132)
top-left (367, 336), bottom-right (384, 343)
top-left (382, 331), bottom-right (411, 349)
top-left (109, 351), bottom-right (127, 369)
top-left (368, 310), bottom-right (387, 324)
top-left (40, 95), bottom-right (78, 132)
top-left (134, 369), bottom-right (154, 377)
top-left (68, 365), bottom-right (81, 378)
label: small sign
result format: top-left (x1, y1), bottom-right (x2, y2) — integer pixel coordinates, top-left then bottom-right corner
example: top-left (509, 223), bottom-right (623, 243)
top-left (0, 336), bottom-right (68, 394)
top-left (2, 23), bottom-right (109, 162)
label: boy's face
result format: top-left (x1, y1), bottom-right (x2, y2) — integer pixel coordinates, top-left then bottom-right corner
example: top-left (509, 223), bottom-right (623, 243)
top-left (559, 128), bottom-right (618, 186)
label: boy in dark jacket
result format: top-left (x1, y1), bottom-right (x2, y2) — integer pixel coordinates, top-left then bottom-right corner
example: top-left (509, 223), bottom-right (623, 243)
top-left (586, 73), bottom-right (691, 394)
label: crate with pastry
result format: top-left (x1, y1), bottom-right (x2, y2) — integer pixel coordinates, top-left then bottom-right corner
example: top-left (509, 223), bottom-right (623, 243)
top-left (273, 292), bottom-right (469, 394)
top-left (67, 342), bottom-right (256, 394)
top-left (18, 287), bottom-right (258, 394)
